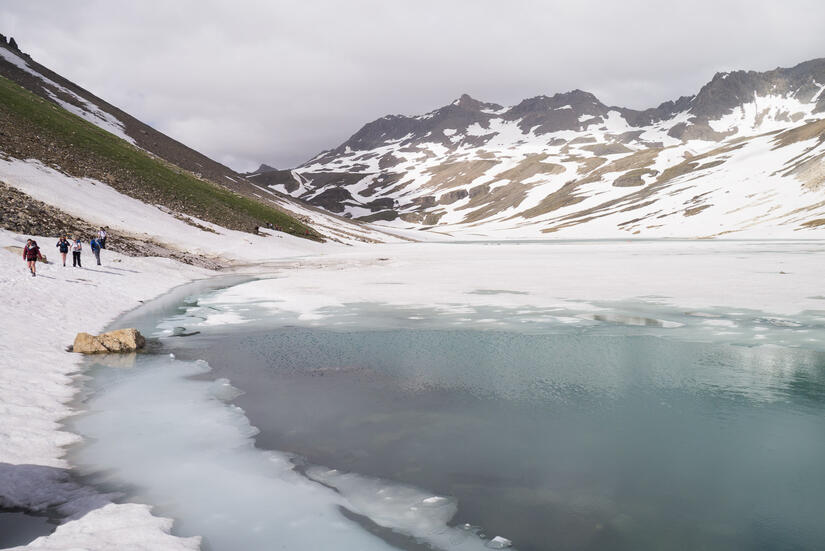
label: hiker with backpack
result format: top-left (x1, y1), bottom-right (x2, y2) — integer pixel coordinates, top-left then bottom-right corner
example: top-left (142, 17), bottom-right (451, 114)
top-left (90, 236), bottom-right (102, 266)
top-left (56, 235), bottom-right (70, 266)
top-left (98, 227), bottom-right (107, 249)
top-left (23, 239), bottom-right (43, 277)
top-left (71, 238), bottom-right (82, 267)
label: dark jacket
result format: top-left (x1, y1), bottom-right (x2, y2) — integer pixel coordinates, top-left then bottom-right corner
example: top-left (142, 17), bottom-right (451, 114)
top-left (23, 245), bottom-right (42, 261)
top-left (90, 239), bottom-right (101, 253)
top-left (57, 239), bottom-right (70, 253)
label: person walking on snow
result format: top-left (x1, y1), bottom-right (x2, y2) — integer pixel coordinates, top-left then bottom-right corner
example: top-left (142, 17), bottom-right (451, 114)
top-left (90, 237), bottom-right (102, 266)
top-left (56, 235), bottom-right (70, 266)
top-left (71, 238), bottom-right (82, 268)
top-left (98, 227), bottom-right (107, 249)
top-left (23, 239), bottom-right (43, 277)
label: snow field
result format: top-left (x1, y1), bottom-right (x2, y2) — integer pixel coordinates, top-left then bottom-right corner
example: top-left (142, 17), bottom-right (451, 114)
top-left (0, 229), bottom-right (208, 550)
top-left (192, 240), bottom-right (825, 322)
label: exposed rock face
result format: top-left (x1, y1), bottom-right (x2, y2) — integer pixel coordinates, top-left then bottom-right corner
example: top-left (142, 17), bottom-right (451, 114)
top-left (252, 163), bottom-right (278, 173)
top-left (73, 329), bottom-right (146, 354)
top-left (255, 57), bottom-right (825, 236)
top-left (0, 182), bottom-right (226, 269)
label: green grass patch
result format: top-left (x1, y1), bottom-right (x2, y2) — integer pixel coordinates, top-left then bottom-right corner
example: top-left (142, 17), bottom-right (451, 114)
top-left (0, 75), bottom-right (321, 240)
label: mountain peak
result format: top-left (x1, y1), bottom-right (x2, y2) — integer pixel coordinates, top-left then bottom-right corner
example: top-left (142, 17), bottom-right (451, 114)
top-left (0, 34), bottom-right (20, 51)
top-left (453, 93), bottom-right (477, 105)
top-left (449, 93), bottom-right (502, 112)
top-left (252, 163), bottom-right (278, 174)
top-left (555, 89), bottom-right (601, 102)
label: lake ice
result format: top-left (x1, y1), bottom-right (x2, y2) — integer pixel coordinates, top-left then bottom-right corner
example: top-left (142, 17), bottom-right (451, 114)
top-left (68, 241), bottom-right (825, 550)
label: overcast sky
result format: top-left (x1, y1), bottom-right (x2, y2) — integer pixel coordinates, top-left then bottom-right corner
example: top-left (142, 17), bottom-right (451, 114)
top-left (2, 1), bottom-right (825, 171)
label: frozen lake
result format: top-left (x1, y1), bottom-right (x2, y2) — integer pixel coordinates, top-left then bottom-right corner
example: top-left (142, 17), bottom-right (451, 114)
top-left (69, 241), bottom-right (825, 550)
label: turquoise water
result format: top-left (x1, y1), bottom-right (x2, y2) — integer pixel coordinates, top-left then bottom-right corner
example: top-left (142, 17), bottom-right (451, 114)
top-left (182, 326), bottom-right (825, 551)
top-left (70, 282), bottom-right (825, 551)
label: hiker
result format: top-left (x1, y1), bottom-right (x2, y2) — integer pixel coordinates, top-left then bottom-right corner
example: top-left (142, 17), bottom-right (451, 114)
top-left (56, 235), bottom-right (70, 266)
top-left (71, 238), bottom-right (82, 268)
top-left (23, 239), bottom-right (43, 277)
top-left (98, 227), bottom-right (107, 249)
top-left (90, 236), bottom-right (102, 266)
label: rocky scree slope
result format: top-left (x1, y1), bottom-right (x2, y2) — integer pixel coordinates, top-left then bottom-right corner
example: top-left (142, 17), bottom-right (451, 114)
top-left (259, 58), bottom-right (825, 237)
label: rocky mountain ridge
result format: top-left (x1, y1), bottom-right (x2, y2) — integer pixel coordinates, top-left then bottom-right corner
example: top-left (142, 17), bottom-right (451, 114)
top-left (256, 57), bottom-right (825, 237)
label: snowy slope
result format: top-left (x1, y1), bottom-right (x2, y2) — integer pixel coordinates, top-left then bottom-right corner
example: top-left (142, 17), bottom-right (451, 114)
top-left (0, 40), bottom-right (403, 246)
top-left (262, 59), bottom-right (825, 238)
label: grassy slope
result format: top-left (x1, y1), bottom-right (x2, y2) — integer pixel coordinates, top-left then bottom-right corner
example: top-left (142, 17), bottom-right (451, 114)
top-left (0, 75), bottom-right (321, 240)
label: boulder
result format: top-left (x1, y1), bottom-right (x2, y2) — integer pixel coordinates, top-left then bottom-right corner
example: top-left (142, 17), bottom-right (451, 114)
top-left (73, 328), bottom-right (145, 354)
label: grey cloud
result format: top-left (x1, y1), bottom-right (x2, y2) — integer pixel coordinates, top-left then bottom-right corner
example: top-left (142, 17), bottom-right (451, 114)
top-left (2, 0), bottom-right (825, 170)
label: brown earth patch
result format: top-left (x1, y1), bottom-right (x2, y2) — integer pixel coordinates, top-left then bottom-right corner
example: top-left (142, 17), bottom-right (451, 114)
top-left (613, 169), bottom-right (658, 187)
top-left (684, 205), bottom-right (712, 217)
top-left (459, 181), bottom-right (530, 223)
top-left (696, 160), bottom-right (726, 171)
top-left (399, 210), bottom-right (445, 225)
top-left (423, 159), bottom-right (499, 192)
top-left (568, 136), bottom-right (597, 145)
top-left (772, 118), bottom-right (825, 149)
top-left (491, 154), bottom-right (565, 183)
top-left (438, 189), bottom-right (469, 205)
top-left (357, 210), bottom-right (398, 222)
top-left (781, 153), bottom-right (825, 191)
top-left (581, 143), bottom-right (633, 156)
top-left (518, 180), bottom-right (586, 220)
top-left (576, 156), bottom-right (607, 175)
top-left (668, 121), bottom-right (734, 142)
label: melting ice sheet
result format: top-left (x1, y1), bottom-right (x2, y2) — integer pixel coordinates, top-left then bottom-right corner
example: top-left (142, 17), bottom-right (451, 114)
top-left (69, 355), bottom-right (504, 551)
top-left (69, 241), bottom-right (825, 550)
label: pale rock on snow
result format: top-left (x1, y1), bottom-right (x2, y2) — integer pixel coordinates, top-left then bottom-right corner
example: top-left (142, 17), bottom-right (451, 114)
top-left (72, 328), bottom-right (146, 354)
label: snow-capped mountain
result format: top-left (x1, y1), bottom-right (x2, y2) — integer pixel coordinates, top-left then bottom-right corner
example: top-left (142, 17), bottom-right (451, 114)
top-left (257, 58), bottom-right (825, 238)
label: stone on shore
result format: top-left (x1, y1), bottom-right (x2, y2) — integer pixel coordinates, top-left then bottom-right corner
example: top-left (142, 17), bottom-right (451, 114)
top-left (72, 328), bottom-right (146, 354)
